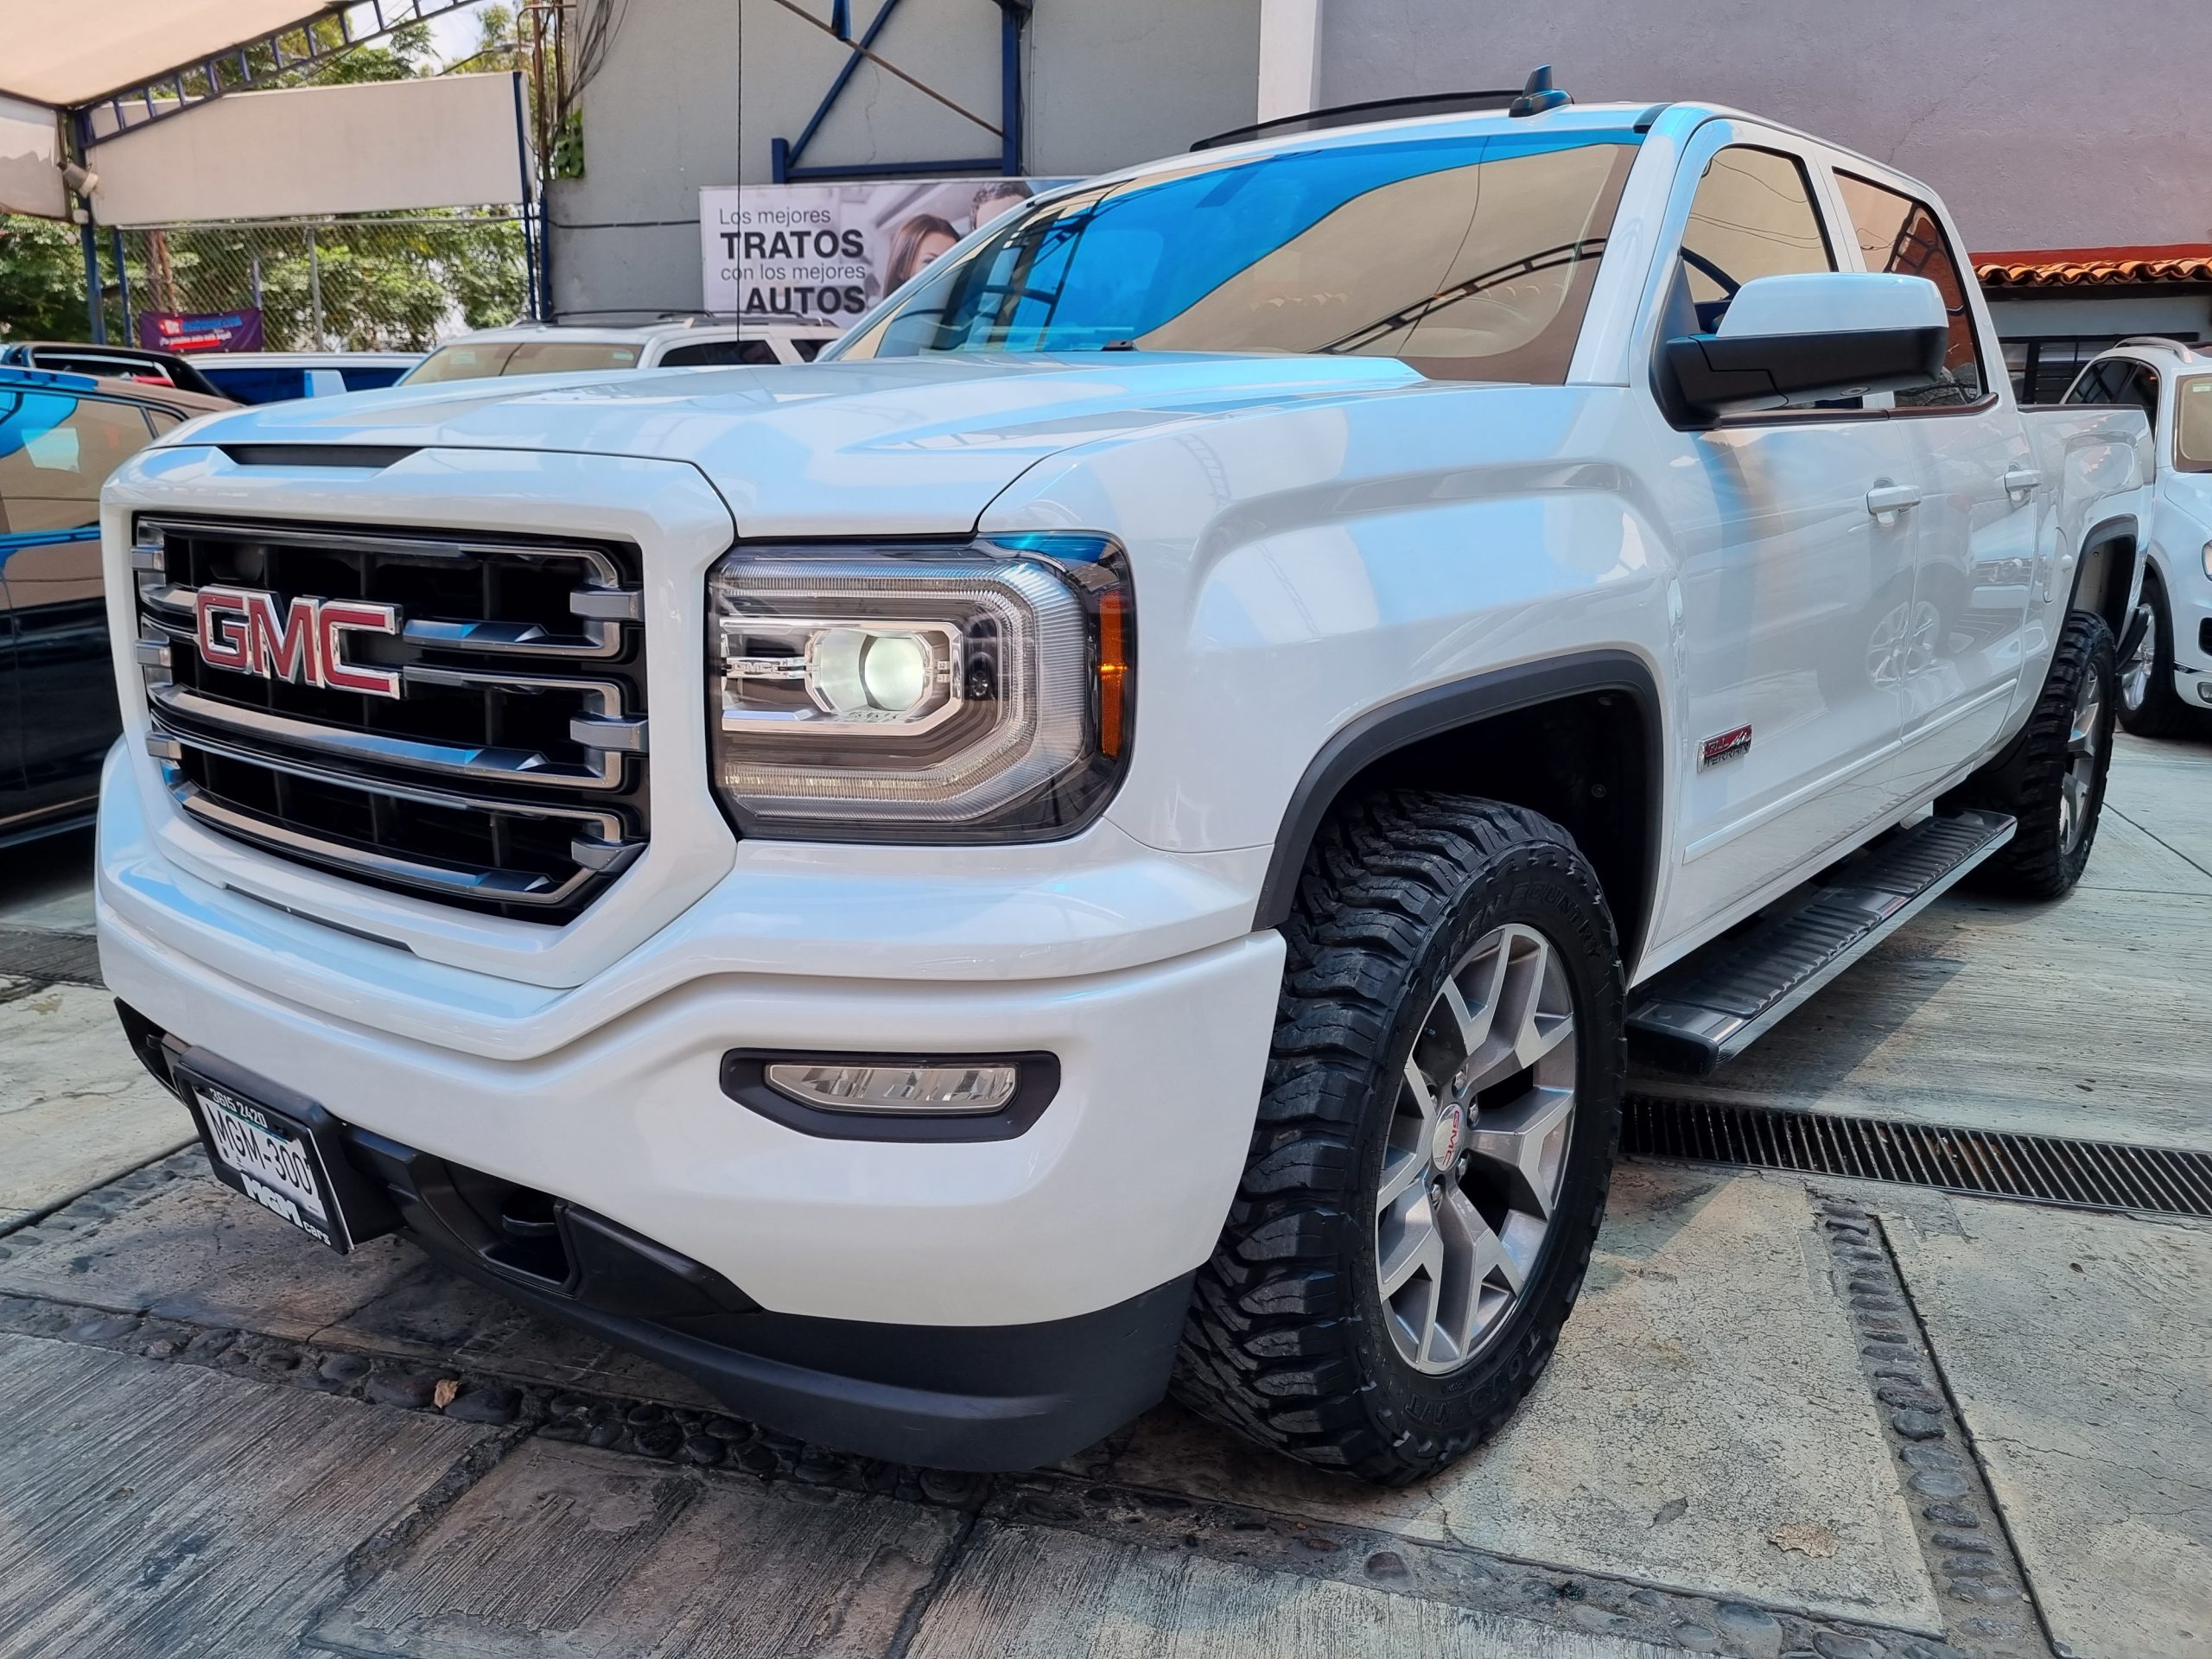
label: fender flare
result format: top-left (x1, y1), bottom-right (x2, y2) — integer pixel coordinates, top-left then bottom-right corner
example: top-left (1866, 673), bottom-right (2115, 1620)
top-left (1250, 649), bottom-right (1666, 960)
top-left (2069, 514), bottom-right (2141, 632)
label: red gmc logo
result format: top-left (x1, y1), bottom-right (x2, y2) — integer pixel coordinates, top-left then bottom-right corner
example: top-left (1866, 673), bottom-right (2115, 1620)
top-left (194, 586), bottom-right (404, 699)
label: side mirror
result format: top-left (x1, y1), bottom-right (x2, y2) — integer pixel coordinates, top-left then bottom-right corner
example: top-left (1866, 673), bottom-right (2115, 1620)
top-left (1663, 272), bottom-right (1950, 416)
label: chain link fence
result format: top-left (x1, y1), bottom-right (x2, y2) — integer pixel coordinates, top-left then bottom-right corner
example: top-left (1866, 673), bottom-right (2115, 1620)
top-left (103, 212), bottom-right (532, 352)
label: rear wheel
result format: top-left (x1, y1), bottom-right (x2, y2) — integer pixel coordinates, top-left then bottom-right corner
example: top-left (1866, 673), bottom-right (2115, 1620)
top-left (2118, 575), bottom-right (2193, 738)
top-left (1951, 609), bottom-right (2117, 899)
top-left (1173, 792), bottom-right (1624, 1485)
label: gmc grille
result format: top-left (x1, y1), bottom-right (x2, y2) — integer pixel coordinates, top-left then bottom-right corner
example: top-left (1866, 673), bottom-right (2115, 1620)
top-left (132, 515), bottom-right (649, 924)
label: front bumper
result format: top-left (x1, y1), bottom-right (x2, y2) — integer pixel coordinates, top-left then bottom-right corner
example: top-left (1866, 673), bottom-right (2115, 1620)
top-left (2171, 570), bottom-right (2212, 704)
top-left (124, 1001), bottom-right (1198, 1470)
top-left (97, 749), bottom-right (1283, 1465)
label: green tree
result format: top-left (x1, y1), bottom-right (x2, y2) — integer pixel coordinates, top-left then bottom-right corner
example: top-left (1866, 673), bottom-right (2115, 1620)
top-left (0, 216), bottom-right (90, 340)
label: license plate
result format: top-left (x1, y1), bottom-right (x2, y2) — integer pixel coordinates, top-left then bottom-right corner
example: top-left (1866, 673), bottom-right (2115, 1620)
top-left (172, 1057), bottom-right (388, 1254)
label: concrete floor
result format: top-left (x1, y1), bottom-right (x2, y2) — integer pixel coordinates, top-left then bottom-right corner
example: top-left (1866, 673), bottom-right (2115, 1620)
top-left (1, 735), bottom-right (2206, 1659)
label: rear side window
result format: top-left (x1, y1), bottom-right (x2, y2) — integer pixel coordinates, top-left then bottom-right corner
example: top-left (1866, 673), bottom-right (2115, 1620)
top-left (2176, 376), bottom-right (2212, 471)
top-left (502, 341), bottom-right (641, 375)
top-left (658, 340), bottom-right (778, 366)
top-left (0, 391), bottom-right (156, 534)
top-left (201, 365), bottom-right (310, 404)
top-left (1678, 147), bottom-right (1835, 332)
top-left (2063, 363), bottom-right (2117, 403)
top-left (403, 342), bottom-right (522, 383)
top-left (339, 365), bottom-right (410, 392)
top-left (1835, 172), bottom-right (1986, 406)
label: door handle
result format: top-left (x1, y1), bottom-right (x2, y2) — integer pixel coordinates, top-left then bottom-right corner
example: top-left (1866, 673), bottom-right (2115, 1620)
top-left (2002, 466), bottom-right (2043, 501)
top-left (1865, 482), bottom-right (1922, 524)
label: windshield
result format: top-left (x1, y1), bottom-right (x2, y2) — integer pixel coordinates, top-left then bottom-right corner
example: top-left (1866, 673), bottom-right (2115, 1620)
top-left (402, 340), bottom-right (642, 384)
top-left (831, 130), bottom-right (1639, 384)
top-left (2177, 375), bottom-right (2212, 473)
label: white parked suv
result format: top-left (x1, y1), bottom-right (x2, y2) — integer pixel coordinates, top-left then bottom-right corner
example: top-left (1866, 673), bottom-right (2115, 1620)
top-left (2062, 339), bottom-right (2212, 734)
top-left (399, 319), bottom-right (829, 384)
top-left (96, 86), bottom-right (2152, 1482)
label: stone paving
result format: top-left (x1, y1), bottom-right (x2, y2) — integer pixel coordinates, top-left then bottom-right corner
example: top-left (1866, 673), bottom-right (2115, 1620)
top-left (0, 737), bottom-right (2207, 1658)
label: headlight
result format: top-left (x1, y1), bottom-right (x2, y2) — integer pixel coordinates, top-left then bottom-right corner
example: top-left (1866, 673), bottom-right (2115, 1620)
top-left (707, 533), bottom-right (1133, 840)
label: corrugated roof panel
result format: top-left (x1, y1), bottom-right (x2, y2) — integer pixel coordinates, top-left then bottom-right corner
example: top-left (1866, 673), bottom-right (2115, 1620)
top-left (0, 0), bottom-right (336, 108)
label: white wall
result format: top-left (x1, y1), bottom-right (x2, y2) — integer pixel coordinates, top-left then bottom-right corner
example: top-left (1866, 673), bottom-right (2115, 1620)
top-left (1317, 0), bottom-right (2212, 253)
top-left (549, 0), bottom-right (1261, 321)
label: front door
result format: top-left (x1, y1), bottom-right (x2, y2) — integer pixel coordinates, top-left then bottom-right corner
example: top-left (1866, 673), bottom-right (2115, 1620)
top-left (1643, 137), bottom-right (1923, 940)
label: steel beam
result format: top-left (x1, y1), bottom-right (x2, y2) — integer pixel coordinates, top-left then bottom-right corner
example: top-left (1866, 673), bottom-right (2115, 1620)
top-left (86, 0), bottom-right (482, 145)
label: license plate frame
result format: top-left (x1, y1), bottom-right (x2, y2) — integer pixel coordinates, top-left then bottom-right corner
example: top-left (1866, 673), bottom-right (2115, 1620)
top-left (171, 1049), bottom-right (396, 1255)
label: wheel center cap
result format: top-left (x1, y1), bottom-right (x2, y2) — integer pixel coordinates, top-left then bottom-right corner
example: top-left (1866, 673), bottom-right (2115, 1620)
top-left (1431, 1103), bottom-right (1465, 1173)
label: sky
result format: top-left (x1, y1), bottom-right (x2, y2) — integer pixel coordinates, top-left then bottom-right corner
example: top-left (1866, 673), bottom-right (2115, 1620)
top-left (423, 3), bottom-right (493, 70)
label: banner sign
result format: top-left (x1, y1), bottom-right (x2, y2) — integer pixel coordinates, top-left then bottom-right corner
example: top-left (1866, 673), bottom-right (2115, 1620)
top-left (700, 177), bottom-right (1076, 328)
top-left (138, 308), bottom-right (265, 353)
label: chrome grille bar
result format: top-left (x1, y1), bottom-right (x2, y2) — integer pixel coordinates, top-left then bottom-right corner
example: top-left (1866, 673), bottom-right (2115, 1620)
top-left (134, 514), bottom-right (651, 924)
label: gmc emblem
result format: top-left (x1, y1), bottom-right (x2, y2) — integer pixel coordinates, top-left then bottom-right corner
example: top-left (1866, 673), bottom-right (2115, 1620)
top-left (194, 586), bottom-right (404, 699)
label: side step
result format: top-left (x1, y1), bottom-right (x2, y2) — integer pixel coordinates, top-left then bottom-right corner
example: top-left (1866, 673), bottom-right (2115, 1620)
top-left (1627, 809), bottom-right (2016, 1076)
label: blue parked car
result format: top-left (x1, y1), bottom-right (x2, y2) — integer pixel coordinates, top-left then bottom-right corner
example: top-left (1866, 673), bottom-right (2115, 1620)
top-left (194, 351), bottom-right (421, 405)
top-left (0, 365), bottom-right (234, 845)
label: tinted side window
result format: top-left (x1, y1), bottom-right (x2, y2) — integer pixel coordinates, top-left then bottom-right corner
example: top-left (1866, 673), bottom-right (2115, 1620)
top-left (0, 392), bottom-right (156, 535)
top-left (658, 340), bottom-right (777, 366)
top-left (338, 365), bottom-right (410, 391)
top-left (1679, 147), bottom-right (1835, 332)
top-left (2063, 364), bottom-right (2108, 403)
top-left (2129, 365), bottom-right (2161, 418)
top-left (1835, 172), bottom-right (1986, 407)
top-left (203, 366), bottom-right (310, 404)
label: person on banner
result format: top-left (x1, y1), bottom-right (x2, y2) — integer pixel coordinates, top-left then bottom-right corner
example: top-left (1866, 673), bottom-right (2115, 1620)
top-left (884, 214), bottom-right (960, 294)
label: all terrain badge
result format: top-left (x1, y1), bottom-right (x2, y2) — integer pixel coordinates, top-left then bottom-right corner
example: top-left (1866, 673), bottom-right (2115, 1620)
top-left (1700, 725), bottom-right (1753, 769)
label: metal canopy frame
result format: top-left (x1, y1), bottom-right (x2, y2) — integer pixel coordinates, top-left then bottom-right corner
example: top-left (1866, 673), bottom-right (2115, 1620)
top-left (83, 0), bottom-right (485, 143)
top-left (771, 0), bottom-right (1029, 183)
top-left (62, 0), bottom-right (546, 345)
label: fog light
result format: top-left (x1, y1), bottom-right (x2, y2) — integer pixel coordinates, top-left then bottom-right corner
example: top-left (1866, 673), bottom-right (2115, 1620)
top-left (766, 1061), bottom-right (1018, 1115)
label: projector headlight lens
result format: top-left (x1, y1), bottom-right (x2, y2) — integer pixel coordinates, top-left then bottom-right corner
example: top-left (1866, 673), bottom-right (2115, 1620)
top-left (706, 535), bottom-right (1133, 840)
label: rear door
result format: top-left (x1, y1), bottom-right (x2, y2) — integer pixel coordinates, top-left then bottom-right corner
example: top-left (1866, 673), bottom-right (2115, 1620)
top-left (1642, 125), bottom-right (1929, 938)
top-left (1833, 169), bottom-right (2041, 799)
top-left (0, 388), bottom-right (158, 818)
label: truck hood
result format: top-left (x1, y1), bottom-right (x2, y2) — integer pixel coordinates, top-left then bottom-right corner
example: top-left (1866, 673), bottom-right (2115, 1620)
top-left (162, 353), bottom-right (1427, 536)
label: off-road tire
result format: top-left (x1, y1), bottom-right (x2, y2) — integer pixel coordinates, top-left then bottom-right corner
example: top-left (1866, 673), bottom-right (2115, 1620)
top-left (1172, 791), bottom-right (1624, 1485)
top-left (2117, 573), bottom-right (2194, 739)
top-left (1949, 608), bottom-right (2117, 899)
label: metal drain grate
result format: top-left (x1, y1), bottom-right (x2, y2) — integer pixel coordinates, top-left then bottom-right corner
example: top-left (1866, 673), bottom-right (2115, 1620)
top-left (1624, 1094), bottom-right (2212, 1220)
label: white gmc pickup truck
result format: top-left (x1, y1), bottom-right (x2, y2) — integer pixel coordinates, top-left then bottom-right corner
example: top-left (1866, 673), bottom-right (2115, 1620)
top-left (96, 90), bottom-right (2152, 1484)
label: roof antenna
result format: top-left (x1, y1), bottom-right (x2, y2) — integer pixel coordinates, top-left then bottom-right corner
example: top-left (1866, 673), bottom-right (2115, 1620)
top-left (1508, 64), bottom-right (1570, 118)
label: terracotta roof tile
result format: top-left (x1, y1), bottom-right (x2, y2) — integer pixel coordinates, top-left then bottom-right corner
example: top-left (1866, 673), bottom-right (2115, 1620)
top-left (1975, 254), bottom-right (2212, 288)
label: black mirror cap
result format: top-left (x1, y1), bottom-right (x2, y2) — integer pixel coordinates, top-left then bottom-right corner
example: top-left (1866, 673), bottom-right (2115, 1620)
top-left (1664, 324), bottom-right (1949, 416)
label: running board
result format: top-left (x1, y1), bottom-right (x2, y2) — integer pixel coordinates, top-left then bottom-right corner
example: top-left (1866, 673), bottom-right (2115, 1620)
top-left (1628, 809), bottom-right (2016, 1076)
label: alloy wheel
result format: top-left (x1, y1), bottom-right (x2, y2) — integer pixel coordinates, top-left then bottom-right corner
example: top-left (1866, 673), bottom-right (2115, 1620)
top-left (2060, 660), bottom-right (2105, 854)
top-left (1376, 922), bottom-right (1578, 1375)
top-left (2119, 601), bottom-right (2156, 714)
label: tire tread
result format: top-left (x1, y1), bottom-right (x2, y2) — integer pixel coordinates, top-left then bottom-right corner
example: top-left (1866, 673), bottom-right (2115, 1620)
top-left (1172, 790), bottom-right (1623, 1485)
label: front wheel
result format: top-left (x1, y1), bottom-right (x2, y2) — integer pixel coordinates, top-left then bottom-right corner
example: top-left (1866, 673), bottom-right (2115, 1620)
top-left (1951, 608), bottom-right (2118, 899)
top-left (2117, 575), bottom-right (2193, 738)
top-left (1173, 792), bottom-right (1624, 1485)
